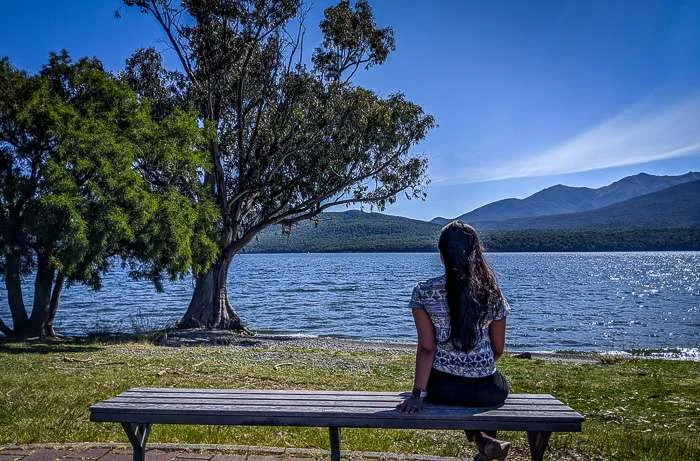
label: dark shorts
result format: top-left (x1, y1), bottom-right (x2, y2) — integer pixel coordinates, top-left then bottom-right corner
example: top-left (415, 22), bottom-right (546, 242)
top-left (425, 367), bottom-right (509, 407)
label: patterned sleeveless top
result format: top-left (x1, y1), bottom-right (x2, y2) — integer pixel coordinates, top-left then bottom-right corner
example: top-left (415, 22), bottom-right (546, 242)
top-left (409, 274), bottom-right (510, 378)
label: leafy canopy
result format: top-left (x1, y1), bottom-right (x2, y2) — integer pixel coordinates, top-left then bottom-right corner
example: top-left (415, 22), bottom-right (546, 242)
top-left (123, 0), bottom-right (435, 257)
top-left (0, 52), bottom-right (219, 291)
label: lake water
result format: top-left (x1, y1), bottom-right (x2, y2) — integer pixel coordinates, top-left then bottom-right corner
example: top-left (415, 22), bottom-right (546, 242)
top-left (1, 252), bottom-right (699, 358)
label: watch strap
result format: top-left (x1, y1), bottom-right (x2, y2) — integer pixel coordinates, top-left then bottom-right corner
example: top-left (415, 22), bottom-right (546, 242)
top-left (411, 387), bottom-right (427, 399)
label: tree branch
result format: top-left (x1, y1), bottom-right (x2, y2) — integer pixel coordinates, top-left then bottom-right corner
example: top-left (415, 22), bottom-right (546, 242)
top-left (227, 182), bottom-right (411, 257)
top-left (280, 187), bottom-right (409, 225)
top-left (140, 1), bottom-right (198, 86)
top-left (276, 146), bottom-right (408, 219)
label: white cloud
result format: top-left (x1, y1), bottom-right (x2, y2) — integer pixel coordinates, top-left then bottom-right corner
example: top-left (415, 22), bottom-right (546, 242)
top-left (439, 93), bottom-right (700, 184)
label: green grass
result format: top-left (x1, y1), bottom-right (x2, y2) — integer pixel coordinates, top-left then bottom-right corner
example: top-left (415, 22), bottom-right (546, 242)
top-left (0, 341), bottom-right (698, 460)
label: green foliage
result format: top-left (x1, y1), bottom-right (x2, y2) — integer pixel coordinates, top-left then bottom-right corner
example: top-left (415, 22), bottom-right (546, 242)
top-left (123, 0), bottom-right (434, 258)
top-left (0, 52), bottom-right (219, 335)
top-left (313, 0), bottom-right (395, 82)
top-left (121, 0), bottom-right (434, 328)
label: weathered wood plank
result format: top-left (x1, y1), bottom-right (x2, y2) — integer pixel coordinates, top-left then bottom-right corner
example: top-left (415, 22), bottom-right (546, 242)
top-left (129, 388), bottom-right (554, 400)
top-left (112, 397), bottom-right (404, 406)
top-left (110, 395), bottom-right (571, 405)
top-left (119, 393), bottom-right (408, 403)
top-left (105, 398), bottom-right (574, 414)
top-left (117, 391), bottom-right (560, 405)
top-left (121, 393), bottom-right (558, 404)
top-left (92, 405), bottom-right (583, 419)
top-left (91, 410), bottom-right (582, 432)
top-left (92, 403), bottom-right (582, 421)
top-left (97, 398), bottom-right (573, 410)
top-left (116, 393), bottom-right (563, 405)
top-left (90, 388), bottom-right (583, 434)
top-left (131, 388), bottom-right (409, 396)
top-left (121, 392), bottom-right (405, 401)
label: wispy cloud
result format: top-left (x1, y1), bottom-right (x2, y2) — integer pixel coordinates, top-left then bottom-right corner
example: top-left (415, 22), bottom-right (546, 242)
top-left (440, 93), bottom-right (700, 184)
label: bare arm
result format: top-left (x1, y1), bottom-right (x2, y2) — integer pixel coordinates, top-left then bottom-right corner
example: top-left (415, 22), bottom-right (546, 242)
top-left (398, 307), bottom-right (436, 414)
top-left (489, 318), bottom-right (506, 360)
top-left (412, 307), bottom-right (437, 390)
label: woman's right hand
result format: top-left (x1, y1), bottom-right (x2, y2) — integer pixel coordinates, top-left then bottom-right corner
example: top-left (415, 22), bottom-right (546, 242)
top-left (397, 395), bottom-right (424, 414)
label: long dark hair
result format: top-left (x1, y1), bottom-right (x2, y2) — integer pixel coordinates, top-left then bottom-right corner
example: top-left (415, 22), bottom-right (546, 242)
top-left (438, 221), bottom-right (503, 352)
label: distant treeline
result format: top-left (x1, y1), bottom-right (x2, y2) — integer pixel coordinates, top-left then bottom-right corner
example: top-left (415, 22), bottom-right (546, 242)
top-left (245, 227), bottom-right (700, 253)
top-left (481, 228), bottom-right (700, 252)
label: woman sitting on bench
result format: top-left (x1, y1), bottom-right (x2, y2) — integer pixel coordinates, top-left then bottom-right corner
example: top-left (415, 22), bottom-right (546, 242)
top-left (398, 221), bottom-right (511, 461)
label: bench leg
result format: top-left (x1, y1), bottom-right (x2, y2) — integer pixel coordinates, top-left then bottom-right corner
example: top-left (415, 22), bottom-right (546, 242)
top-left (329, 426), bottom-right (341, 461)
top-left (121, 422), bottom-right (151, 461)
top-left (527, 431), bottom-right (551, 461)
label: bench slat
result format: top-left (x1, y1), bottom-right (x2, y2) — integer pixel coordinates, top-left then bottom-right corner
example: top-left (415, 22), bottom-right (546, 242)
top-left (128, 388), bottom-right (554, 400)
top-left (117, 392), bottom-right (562, 405)
top-left (91, 409), bottom-right (582, 432)
top-left (106, 397), bottom-right (573, 412)
top-left (119, 392), bottom-right (410, 402)
top-left (93, 402), bottom-right (582, 419)
top-left (112, 392), bottom-right (561, 405)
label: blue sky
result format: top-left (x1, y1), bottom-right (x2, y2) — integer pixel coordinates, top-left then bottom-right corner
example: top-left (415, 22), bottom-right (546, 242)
top-left (2, 0), bottom-right (699, 221)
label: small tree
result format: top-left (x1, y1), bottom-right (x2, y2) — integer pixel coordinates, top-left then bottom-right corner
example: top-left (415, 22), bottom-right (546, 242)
top-left (0, 52), bottom-right (218, 338)
top-left (123, 0), bottom-right (435, 331)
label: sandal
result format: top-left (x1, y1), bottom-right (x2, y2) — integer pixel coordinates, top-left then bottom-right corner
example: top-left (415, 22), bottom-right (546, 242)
top-left (474, 432), bottom-right (511, 461)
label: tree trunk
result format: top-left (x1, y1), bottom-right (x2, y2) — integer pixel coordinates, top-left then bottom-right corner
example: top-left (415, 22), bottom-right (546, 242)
top-left (46, 271), bottom-right (65, 337)
top-left (23, 253), bottom-right (55, 338)
top-left (4, 249), bottom-right (29, 334)
top-left (177, 253), bottom-right (250, 332)
top-left (1, 252), bottom-right (62, 339)
top-left (0, 318), bottom-right (12, 337)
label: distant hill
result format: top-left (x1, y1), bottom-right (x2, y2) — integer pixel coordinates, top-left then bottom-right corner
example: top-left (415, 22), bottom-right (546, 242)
top-left (432, 171), bottom-right (700, 225)
top-left (246, 210), bottom-right (442, 253)
top-left (476, 180), bottom-right (700, 231)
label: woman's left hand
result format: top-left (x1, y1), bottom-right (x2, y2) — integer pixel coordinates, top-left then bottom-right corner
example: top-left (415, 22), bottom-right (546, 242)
top-left (397, 396), bottom-right (423, 414)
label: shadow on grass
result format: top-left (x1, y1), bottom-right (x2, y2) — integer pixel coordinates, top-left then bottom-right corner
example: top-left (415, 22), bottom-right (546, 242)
top-left (0, 329), bottom-right (159, 352)
top-left (0, 342), bottom-right (103, 354)
top-left (0, 327), bottom-right (274, 350)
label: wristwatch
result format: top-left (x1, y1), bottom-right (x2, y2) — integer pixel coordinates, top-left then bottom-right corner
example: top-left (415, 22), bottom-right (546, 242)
top-left (411, 387), bottom-right (427, 399)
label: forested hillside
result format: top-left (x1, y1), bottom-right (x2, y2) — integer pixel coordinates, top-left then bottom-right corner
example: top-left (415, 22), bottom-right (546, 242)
top-left (245, 212), bottom-right (700, 253)
top-left (246, 211), bottom-right (443, 252)
top-left (244, 175), bottom-right (700, 253)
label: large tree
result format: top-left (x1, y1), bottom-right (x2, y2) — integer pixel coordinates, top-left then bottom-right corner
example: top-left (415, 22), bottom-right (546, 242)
top-left (0, 52), bottom-right (218, 338)
top-left (123, 0), bottom-right (435, 331)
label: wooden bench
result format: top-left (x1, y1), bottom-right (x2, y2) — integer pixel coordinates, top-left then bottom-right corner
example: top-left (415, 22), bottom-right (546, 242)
top-left (90, 388), bottom-right (584, 461)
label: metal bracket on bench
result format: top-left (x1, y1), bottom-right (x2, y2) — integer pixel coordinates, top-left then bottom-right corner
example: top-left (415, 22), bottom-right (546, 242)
top-left (329, 426), bottom-right (341, 461)
top-left (121, 422), bottom-right (152, 461)
top-left (527, 431), bottom-right (552, 461)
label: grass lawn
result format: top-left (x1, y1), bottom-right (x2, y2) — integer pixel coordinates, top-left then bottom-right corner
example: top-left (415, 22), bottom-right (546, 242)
top-left (0, 340), bottom-right (698, 460)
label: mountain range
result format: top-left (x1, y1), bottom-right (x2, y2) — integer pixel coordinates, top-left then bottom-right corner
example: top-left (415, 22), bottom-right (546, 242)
top-left (431, 171), bottom-right (700, 225)
top-left (472, 180), bottom-right (700, 231)
top-left (245, 171), bottom-right (700, 253)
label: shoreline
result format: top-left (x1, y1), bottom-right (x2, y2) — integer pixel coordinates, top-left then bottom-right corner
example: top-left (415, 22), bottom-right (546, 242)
top-left (7, 328), bottom-right (697, 362)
